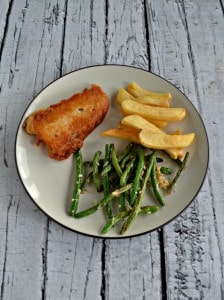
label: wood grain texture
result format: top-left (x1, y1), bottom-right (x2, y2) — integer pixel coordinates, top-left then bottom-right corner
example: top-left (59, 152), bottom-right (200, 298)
top-left (0, 0), bottom-right (66, 299)
top-left (147, 0), bottom-right (224, 299)
top-left (101, 1), bottom-right (162, 299)
top-left (0, 0), bottom-right (223, 299)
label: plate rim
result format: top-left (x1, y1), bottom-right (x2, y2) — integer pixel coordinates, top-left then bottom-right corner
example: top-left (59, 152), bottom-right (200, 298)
top-left (14, 64), bottom-right (210, 239)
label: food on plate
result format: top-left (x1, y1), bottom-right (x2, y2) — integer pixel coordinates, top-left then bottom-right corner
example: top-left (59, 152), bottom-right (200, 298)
top-left (68, 142), bottom-right (189, 235)
top-left (101, 82), bottom-right (195, 159)
top-left (23, 84), bottom-right (109, 160)
top-left (67, 82), bottom-right (195, 235)
top-left (116, 88), bottom-right (135, 104)
top-left (127, 82), bottom-right (172, 101)
top-left (121, 115), bottom-right (183, 159)
top-left (139, 131), bottom-right (195, 149)
top-left (121, 100), bottom-right (186, 122)
top-left (101, 127), bottom-right (140, 143)
top-left (117, 87), bottom-right (169, 107)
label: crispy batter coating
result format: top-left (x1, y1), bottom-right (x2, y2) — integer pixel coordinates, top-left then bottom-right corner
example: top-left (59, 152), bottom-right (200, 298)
top-left (23, 84), bottom-right (109, 160)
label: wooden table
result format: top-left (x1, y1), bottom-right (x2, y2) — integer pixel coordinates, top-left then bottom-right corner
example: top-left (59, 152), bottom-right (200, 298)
top-left (1, 1), bottom-right (223, 299)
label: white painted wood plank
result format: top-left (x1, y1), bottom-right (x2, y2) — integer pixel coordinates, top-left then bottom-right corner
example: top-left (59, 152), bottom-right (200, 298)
top-left (105, 0), bottom-right (149, 69)
top-left (100, 1), bottom-right (163, 299)
top-left (44, 1), bottom-right (162, 300)
top-left (103, 234), bottom-right (162, 300)
top-left (0, 0), bottom-right (67, 299)
top-left (147, 0), bottom-right (224, 298)
top-left (0, 0), bottom-right (12, 51)
top-left (62, 0), bottom-right (107, 73)
top-left (42, 1), bottom-right (107, 299)
top-left (0, 0), bottom-right (223, 299)
top-left (43, 223), bottom-right (104, 300)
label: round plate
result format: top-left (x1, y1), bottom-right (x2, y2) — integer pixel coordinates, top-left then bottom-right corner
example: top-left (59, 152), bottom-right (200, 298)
top-left (15, 65), bottom-right (209, 238)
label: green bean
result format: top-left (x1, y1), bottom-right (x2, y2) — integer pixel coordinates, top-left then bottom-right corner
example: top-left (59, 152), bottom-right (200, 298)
top-left (160, 166), bottom-right (172, 175)
top-left (101, 143), bottom-right (135, 176)
top-left (93, 151), bottom-right (102, 192)
top-left (101, 211), bottom-right (129, 234)
top-left (111, 144), bottom-right (122, 177)
top-left (120, 154), bottom-right (137, 187)
top-left (140, 206), bottom-right (159, 214)
top-left (117, 142), bottom-right (135, 162)
top-left (120, 151), bottom-right (157, 234)
top-left (129, 145), bottom-right (145, 206)
top-left (145, 154), bottom-right (163, 163)
top-left (102, 144), bottom-right (113, 219)
top-left (167, 152), bottom-right (189, 194)
top-left (81, 171), bottom-right (93, 193)
top-left (151, 160), bottom-right (165, 206)
top-left (118, 194), bottom-right (126, 213)
top-left (120, 151), bottom-right (135, 169)
top-left (101, 205), bottom-right (158, 234)
top-left (74, 184), bottom-right (132, 218)
top-left (83, 159), bottom-right (104, 168)
top-left (69, 149), bottom-right (84, 216)
top-left (101, 162), bottom-right (112, 176)
top-left (119, 156), bottom-right (136, 212)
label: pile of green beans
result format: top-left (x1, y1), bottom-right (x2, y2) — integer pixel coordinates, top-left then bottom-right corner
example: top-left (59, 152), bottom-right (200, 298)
top-left (68, 143), bottom-right (189, 235)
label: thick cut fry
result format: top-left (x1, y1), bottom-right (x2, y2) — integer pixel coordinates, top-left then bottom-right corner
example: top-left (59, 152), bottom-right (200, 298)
top-left (121, 115), bottom-right (161, 133)
top-left (139, 130), bottom-right (195, 149)
top-left (132, 95), bottom-right (170, 107)
top-left (117, 88), bottom-right (135, 104)
top-left (121, 100), bottom-right (186, 122)
top-left (120, 108), bottom-right (168, 127)
top-left (121, 115), bottom-right (183, 159)
top-left (148, 119), bottom-right (168, 128)
top-left (127, 82), bottom-right (172, 102)
top-left (101, 128), bottom-right (140, 143)
top-left (118, 123), bottom-right (140, 132)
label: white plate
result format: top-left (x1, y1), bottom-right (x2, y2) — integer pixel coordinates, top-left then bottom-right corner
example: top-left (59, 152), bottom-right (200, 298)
top-left (15, 65), bottom-right (209, 238)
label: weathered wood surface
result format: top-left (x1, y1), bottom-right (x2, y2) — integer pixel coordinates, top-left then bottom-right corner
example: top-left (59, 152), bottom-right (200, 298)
top-left (0, 0), bottom-right (223, 299)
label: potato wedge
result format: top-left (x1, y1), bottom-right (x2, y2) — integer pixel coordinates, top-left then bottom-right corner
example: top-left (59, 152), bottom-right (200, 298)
top-left (117, 88), bottom-right (135, 104)
top-left (118, 123), bottom-right (140, 132)
top-left (101, 128), bottom-right (140, 143)
top-left (148, 119), bottom-right (168, 128)
top-left (132, 95), bottom-right (170, 107)
top-left (121, 100), bottom-right (186, 122)
top-left (121, 115), bottom-right (183, 159)
top-left (127, 82), bottom-right (172, 102)
top-left (121, 115), bottom-right (161, 133)
top-left (139, 130), bottom-right (195, 149)
top-left (121, 109), bottom-right (167, 127)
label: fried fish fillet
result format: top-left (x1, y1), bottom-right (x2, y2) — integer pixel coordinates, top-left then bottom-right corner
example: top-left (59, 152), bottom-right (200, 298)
top-left (23, 84), bottom-right (109, 160)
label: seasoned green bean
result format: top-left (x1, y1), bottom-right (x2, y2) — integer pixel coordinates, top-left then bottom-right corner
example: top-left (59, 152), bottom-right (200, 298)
top-left (120, 154), bottom-right (137, 187)
top-left (120, 151), bottom-right (157, 234)
top-left (81, 171), bottom-right (93, 193)
top-left (151, 160), bottom-right (165, 206)
top-left (167, 152), bottom-right (189, 194)
top-left (117, 142), bottom-right (135, 162)
top-left (111, 144), bottom-right (122, 177)
top-left (160, 166), bottom-right (172, 175)
top-left (101, 205), bottom-right (159, 234)
top-left (102, 144), bottom-right (113, 219)
top-left (101, 211), bottom-right (129, 234)
top-left (69, 149), bottom-right (83, 216)
top-left (140, 206), bottom-right (159, 214)
top-left (74, 184), bottom-right (132, 219)
top-left (129, 145), bottom-right (145, 206)
top-left (93, 150), bottom-right (102, 192)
